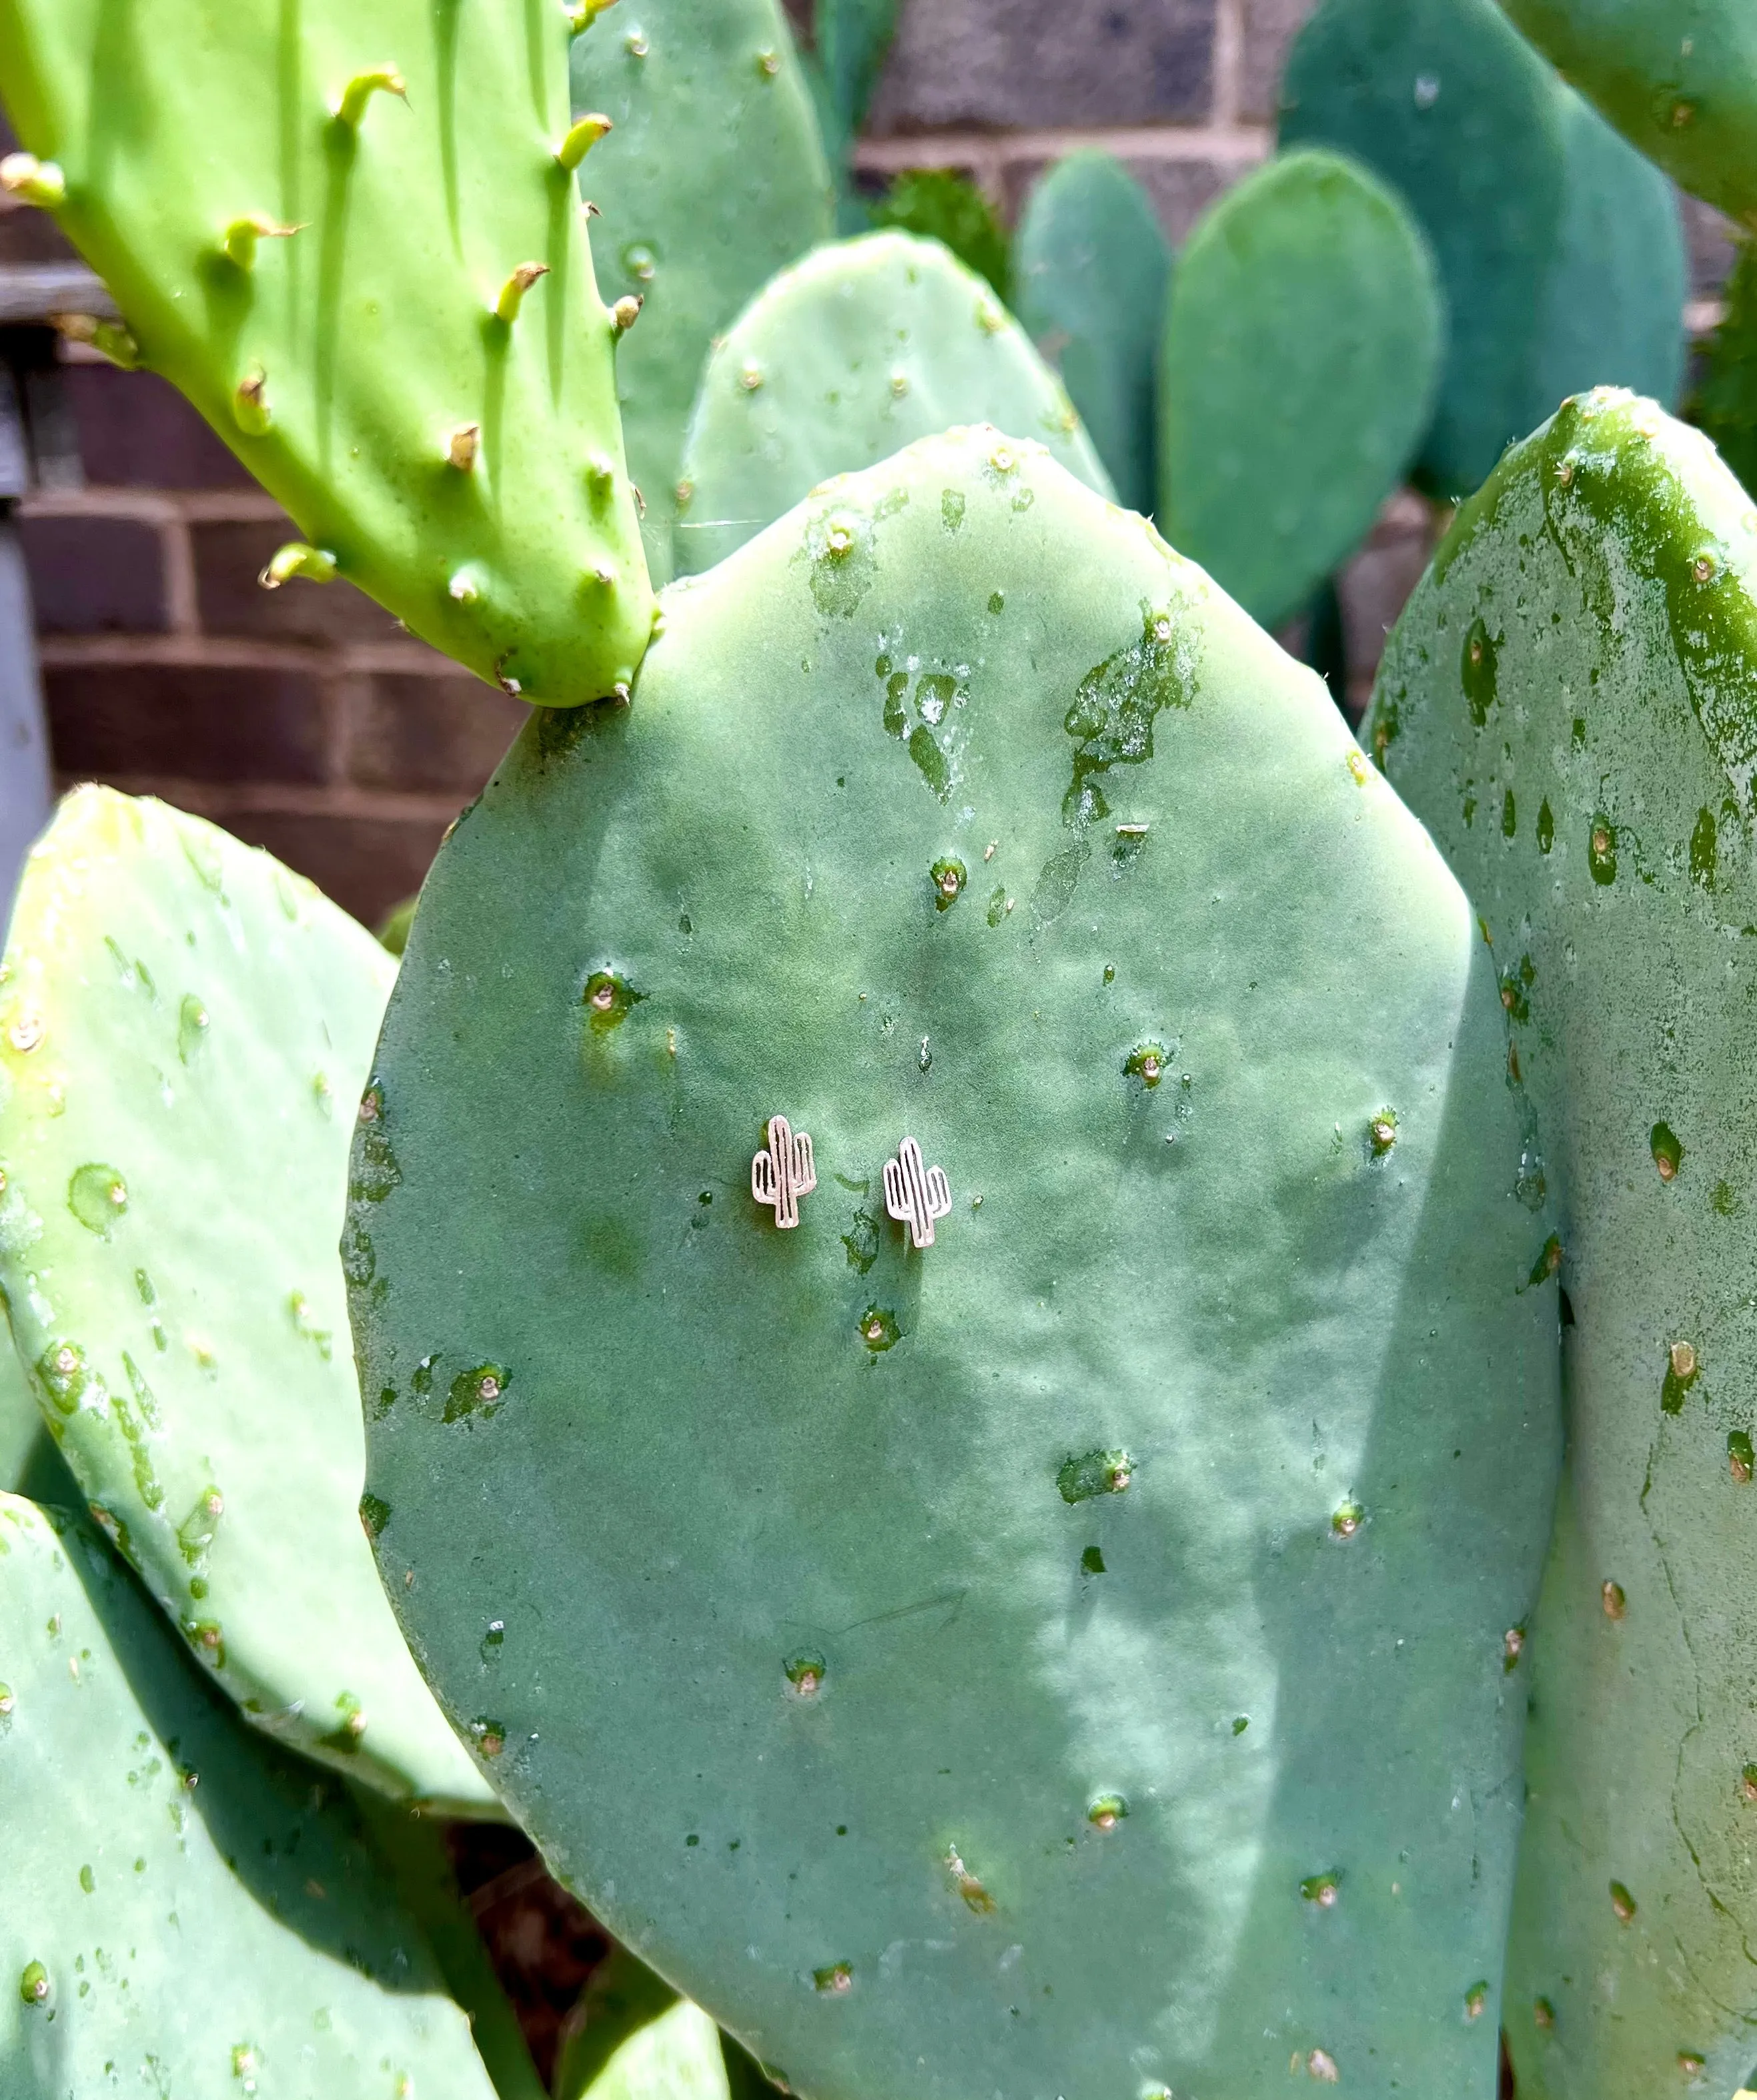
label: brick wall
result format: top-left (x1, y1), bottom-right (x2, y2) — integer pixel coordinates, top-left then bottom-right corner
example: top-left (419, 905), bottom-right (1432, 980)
top-left (3, 0), bottom-right (1738, 927)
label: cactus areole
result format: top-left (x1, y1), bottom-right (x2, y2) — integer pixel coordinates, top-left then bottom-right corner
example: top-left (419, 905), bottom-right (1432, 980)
top-left (352, 430), bottom-right (1560, 2100)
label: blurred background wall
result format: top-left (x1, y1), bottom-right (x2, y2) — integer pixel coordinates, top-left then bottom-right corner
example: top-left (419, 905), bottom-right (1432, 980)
top-left (0, 0), bottom-right (1737, 926)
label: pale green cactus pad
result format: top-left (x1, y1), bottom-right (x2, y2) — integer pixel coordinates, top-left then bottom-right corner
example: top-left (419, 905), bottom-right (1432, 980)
top-left (572, 0), bottom-right (834, 586)
top-left (0, 0), bottom-right (652, 706)
top-left (1502, 0), bottom-right (1757, 233)
top-left (350, 427), bottom-right (1560, 2100)
top-left (0, 1492), bottom-right (498, 2097)
top-left (1157, 147), bottom-right (1441, 632)
top-left (674, 233), bottom-right (1112, 575)
top-left (555, 1948), bottom-right (730, 2100)
top-left (1013, 150), bottom-right (1173, 518)
top-left (0, 789), bottom-right (492, 1812)
top-left (1365, 388), bottom-right (1757, 2100)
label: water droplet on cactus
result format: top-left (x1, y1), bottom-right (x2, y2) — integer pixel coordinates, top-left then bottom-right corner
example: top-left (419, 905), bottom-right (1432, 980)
top-left (78, 1863), bottom-right (94, 1893)
top-left (1651, 1123), bottom-right (1684, 1181)
top-left (359, 1493), bottom-right (390, 1539)
top-left (1368, 1109), bottom-right (1398, 1157)
top-left (1331, 1500), bottom-right (1363, 1539)
top-left (37, 1340), bottom-right (92, 1415)
top-left (1729, 1432), bottom-right (1753, 1484)
top-left (1058, 1450), bottom-right (1133, 1504)
top-left (1461, 618), bottom-right (1497, 723)
top-left (232, 2042), bottom-right (261, 2091)
top-left (931, 858), bottom-right (967, 909)
top-left (1081, 1546), bottom-right (1105, 1574)
top-left (1537, 799), bottom-right (1554, 853)
top-left (481, 1619), bottom-right (506, 1662)
top-left (0, 1684), bottom-right (14, 1716)
top-left (444, 1363), bottom-right (509, 1422)
top-left (1588, 817), bottom-right (1617, 885)
top-left (858, 1306), bottom-right (900, 1354)
top-left (19, 1961), bottom-right (47, 2005)
top-left (67, 1161), bottom-right (128, 1235)
top-left (177, 993), bottom-right (210, 1063)
top-left (1602, 1580), bottom-right (1626, 1620)
top-left (177, 1486), bottom-right (224, 1564)
top-left (1740, 1764), bottom-right (1757, 1802)
top-left (584, 970), bottom-right (643, 1032)
top-left (1300, 1871), bottom-right (1340, 1908)
top-left (1463, 1981), bottom-right (1489, 2021)
top-left (1126, 1043), bottom-right (1166, 1087)
top-left (918, 1035), bottom-right (932, 1073)
top-left (784, 1654), bottom-right (824, 1696)
top-left (1610, 1879), bottom-right (1637, 1923)
top-left (621, 241), bottom-right (657, 283)
top-left (1088, 1793), bottom-right (1127, 1830)
top-left (822, 517), bottom-right (855, 558)
top-left (813, 1963), bottom-right (853, 1995)
top-left (1662, 1341), bottom-right (1700, 1414)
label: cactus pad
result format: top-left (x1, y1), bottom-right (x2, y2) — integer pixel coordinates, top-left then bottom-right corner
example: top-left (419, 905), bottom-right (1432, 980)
top-left (1157, 147), bottom-right (1441, 632)
top-left (351, 426), bottom-right (1560, 2100)
top-left (1282, 0), bottom-right (1686, 498)
top-left (1013, 151), bottom-right (1173, 518)
top-left (572, 0), bottom-right (833, 586)
top-left (0, 789), bottom-right (492, 1812)
top-left (1365, 388), bottom-right (1757, 2100)
top-left (674, 233), bottom-right (1111, 574)
top-left (1502, 0), bottom-right (1757, 232)
top-left (0, 1492), bottom-right (498, 2096)
top-left (0, 0), bottom-right (653, 706)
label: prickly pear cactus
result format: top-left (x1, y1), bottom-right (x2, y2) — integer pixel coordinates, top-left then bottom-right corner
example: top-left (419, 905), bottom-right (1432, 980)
top-left (1365, 388), bottom-right (1757, 2100)
top-left (1692, 237), bottom-right (1757, 501)
top-left (572, 0), bottom-right (833, 586)
top-left (0, 788), bottom-right (492, 1812)
top-left (1282, 0), bottom-right (1686, 498)
top-left (555, 1948), bottom-right (730, 2100)
top-left (674, 233), bottom-right (1111, 574)
top-left (0, 0), bottom-right (652, 706)
top-left (350, 426), bottom-right (1560, 2100)
top-left (0, 1492), bottom-right (498, 2097)
top-left (1501, 0), bottom-right (1757, 232)
top-left (1157, 147), bottom-right (1441, 632)
top-left (1013, 151), bottom-right (1172, 518)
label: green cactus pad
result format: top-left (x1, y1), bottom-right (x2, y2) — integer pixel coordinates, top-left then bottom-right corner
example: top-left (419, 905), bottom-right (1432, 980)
top-left (572, 0), bottom-right (833, 586)
top-left (1502, 0), bottom-right (1757, 233)
top-left (1281, 0), bottom-right (1686, 498)
top-left (350, 426), bottom-right (1559, 2100)
top-left (1157, 147), bottom-right (1441, 632)
top-left (674, 233), bottom-right (1111, 575)
top-left (0, 789), bottom-right (492, 1812)
top-left (555, 1947), bottom-right (730, 2100)
top-left (0, 0), bottom-right (652, 706)
top-left (1013, 151), bottom-right (1173, 518)
top-left (0, 1492), bottom-right (498, 2096)
top-left (1364, 388), bottom-right (1757, 2100)
top-left (1690, 237), bottom-right (1757, 500)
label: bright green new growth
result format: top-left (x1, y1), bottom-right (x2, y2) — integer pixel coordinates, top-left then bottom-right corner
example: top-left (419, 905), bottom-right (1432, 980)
top-left (674, 232), bottom-right (1111, 574)
top-left (352, 426), bottom-right (1559, 2100)
top-left (0, 0), bottom-right (652, 706)
top-left (1282, 0), bottom-right (1686, 497)
top-left (1157, 147), bottom-right (1441, 632)
top-left (555, 1946), bottom-right (731, 2100)
top-left (0, 1493), bottom-right (497, 2097)
top-left (1501, 0), bottom-right (1757, 232)
top-left (1013, 151), bottom-right (1173, 518)
top-left (1365, 388), bottom-right (1757, 2100)
top-left (0, 789), bottom-right (491, 1812)
top-left (572, 0), bottom-right (834, 586)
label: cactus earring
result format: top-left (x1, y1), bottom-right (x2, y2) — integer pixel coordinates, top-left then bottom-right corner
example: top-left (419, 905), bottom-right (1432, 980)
top-left (751, 1115), bottom-right (816, 1228)
top-left (883, 1135), bottom-right (951, 1248)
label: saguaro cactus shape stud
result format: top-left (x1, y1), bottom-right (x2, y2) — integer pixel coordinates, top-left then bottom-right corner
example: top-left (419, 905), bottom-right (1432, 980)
top-left (883, 1135), bottom-right (951, 1249)
top-left (751, 1115), bottom-right (816, 1228)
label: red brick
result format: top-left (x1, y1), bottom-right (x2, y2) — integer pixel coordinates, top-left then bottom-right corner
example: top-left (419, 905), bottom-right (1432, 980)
top-left (219, 807), bottom-right (453, 928)
top-left (20, 514), bottom-right (169, 634)
top-left (192, 518), bottom-right (404, 645)
top-left (63, 364), bottom-right (253, 490)
top-left (348, 669), bottom-right (530, 795)
top-left (45, 660), bottom-right (330, 784)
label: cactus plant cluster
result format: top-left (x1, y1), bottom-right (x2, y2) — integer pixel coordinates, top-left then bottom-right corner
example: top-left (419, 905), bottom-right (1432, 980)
top-left (4, 0), bottom-right (1757, 2095)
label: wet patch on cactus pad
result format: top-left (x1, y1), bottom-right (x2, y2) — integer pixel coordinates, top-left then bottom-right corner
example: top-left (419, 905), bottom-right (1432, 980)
top-left (1057, 1450), bottom-right (1133, 1504)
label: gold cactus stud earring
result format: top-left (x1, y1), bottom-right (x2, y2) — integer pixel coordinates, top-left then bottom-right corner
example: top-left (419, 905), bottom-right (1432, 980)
top-left (883, 1136), bottom-right (951, 1249)
top-left (751, 1115), bottom-right (816, 1229)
